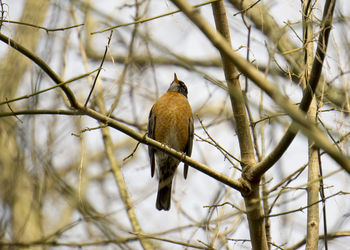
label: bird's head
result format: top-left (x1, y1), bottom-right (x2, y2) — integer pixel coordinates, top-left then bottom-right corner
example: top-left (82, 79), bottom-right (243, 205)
top-left (168, 73), bottom-right (188, 98)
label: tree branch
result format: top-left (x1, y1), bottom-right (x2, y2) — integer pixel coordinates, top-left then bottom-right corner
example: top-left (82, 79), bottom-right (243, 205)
top-left (0, 31), bottom-right (246, 193)
top-left (0, 32), bottom-right (79, 109)
top-left (211, 1), bottom-right (266, 249)
top-left (250, 0), bottom-right (337, 179)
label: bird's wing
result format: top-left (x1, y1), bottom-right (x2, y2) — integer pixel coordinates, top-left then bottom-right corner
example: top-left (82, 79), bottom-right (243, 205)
top-left (183, 116), bottom-right (194, 179)
top-left (148, 106), bottom-right (156, 177)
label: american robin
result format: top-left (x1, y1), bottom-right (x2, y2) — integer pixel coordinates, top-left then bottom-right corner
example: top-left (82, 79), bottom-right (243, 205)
top-left (148, 73), bottom-right (194, 211)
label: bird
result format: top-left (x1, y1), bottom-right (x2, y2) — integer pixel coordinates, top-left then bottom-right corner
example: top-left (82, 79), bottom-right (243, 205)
top-left (148, 73), bottom-right (194, 211)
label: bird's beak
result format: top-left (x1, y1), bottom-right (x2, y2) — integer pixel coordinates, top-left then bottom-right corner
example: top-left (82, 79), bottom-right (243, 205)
top-left (174, 73), bottom-right (178, 83)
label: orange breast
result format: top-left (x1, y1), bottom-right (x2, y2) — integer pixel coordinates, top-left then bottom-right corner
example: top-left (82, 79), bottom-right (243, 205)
top-left (153, 91), bottom-right (192, 151)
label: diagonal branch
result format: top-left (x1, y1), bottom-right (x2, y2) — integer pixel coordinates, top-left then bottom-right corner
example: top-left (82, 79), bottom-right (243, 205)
top-left (168, 0), bottom-right (350, 175)
top-left (0, 33), bottom-right (78, 109)
top-left (0, 31), bottom-right (246, 193)
top-left (250, 0), bottom-right (337, 179)
top-left (228, 0), bottom-right (346, 113)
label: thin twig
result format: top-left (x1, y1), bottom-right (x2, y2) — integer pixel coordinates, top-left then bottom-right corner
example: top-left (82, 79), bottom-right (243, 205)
top-left (197, 115), bottom-right (242, 166)
top-left (268, 191), bottom-right (348, 218)
top-left (84, 31), bottom-right (113, 107)
top-left (123, 141), bottom-right (141, 161)
top-left (0, 69), bottom-right (99, 106)
top-left (318, 148), bottom-right (329, 249)
top-left (0, 19), bottom-right (83, 32)
top-left (5, 98), bottom-right (23, 123)
top-left (232, 0), bottom-right (261, 16)
top-left (130, 232), bottom-right (209, 249)
top-left (91, 0), bottom-right (219, 34)
top-left (0, 109), bottom-right (81, 118)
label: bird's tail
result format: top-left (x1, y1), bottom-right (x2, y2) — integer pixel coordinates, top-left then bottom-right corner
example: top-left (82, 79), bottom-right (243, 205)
top-left (156, 175), bottom-right (173, 211)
